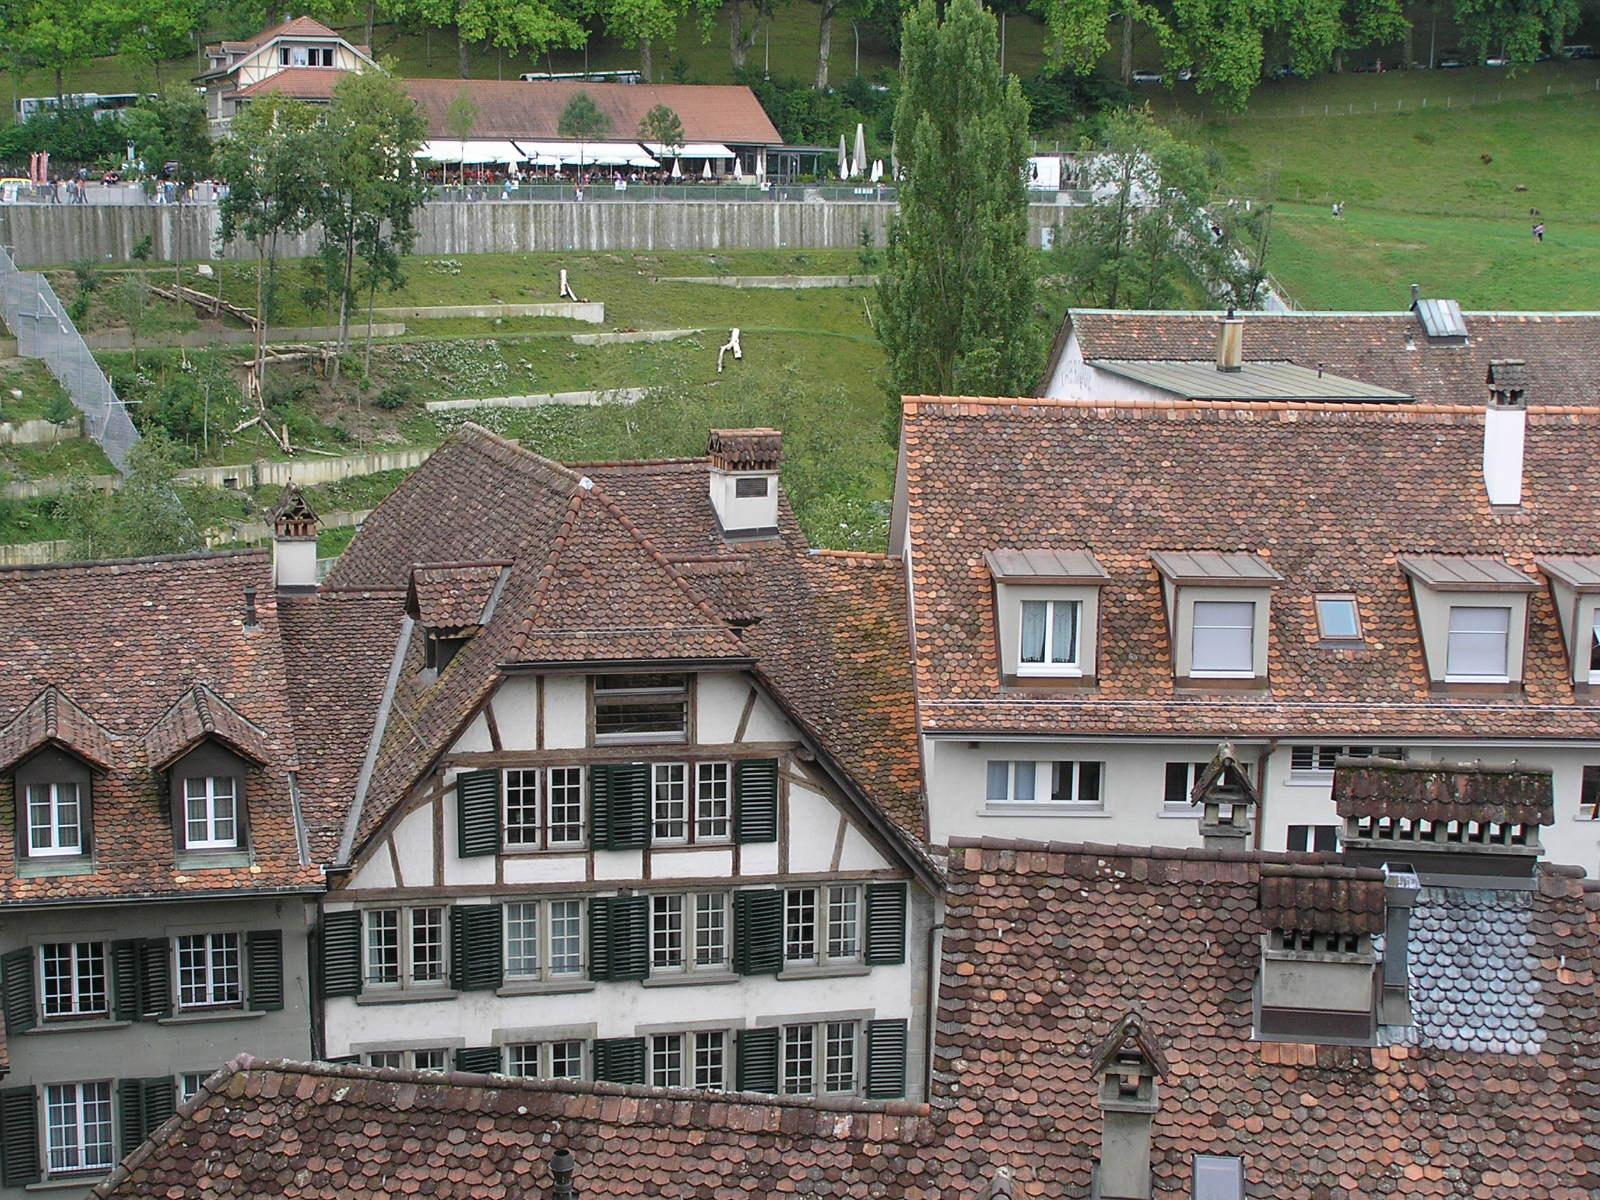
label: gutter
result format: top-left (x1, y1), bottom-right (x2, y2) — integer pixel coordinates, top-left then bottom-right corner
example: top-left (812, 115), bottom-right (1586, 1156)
top-left (0, 885), bottom-right (325, 912)
top-left (1254, 738), bottom-right (1277, 850)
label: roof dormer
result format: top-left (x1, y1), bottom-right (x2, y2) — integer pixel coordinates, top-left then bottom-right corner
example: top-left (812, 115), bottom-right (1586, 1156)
top-left (984, 548), bottom-right (1108, 686)
top-left (1397, 555), bottom-right (1537, 689)
top-left (1537, 557), bottom-right (1600, 690)
top-left (1152, 551), bottom-right (1282, 688)
top-left (406, 561), bottom-right (511, 675)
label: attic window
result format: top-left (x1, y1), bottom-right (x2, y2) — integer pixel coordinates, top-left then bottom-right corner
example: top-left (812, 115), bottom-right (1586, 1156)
top-left (425, 633), bottom-right (470, 673)
top-left (594, 674), bottom-right (688, 744)
top-left (1193, 1155), bottom-right (1245, 1200)
top-left (1315, 595), bottom-right (1362, 641)
top-left (1272, 929), bottom-right (1362, 955)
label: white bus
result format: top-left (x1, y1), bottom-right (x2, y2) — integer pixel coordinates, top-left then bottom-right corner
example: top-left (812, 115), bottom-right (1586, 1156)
top-left (17, 93), bottom-right (149, 121)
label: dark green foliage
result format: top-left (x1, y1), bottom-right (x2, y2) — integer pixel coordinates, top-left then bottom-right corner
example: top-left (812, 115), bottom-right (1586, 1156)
top-left (124, 86), bottom-right (212, 190)
top-left (52, 434), bottom-right (231, 559)
top-left (0, 108), bottom-right (127, 164)
top-left (745, 72), bottom-right (891, 150)
top-left (373, 382), bottom-right (413, 410)
top-left (1019, 67), bottom-right (1133, 134)
top-left (130, 234), bottom-right (154, 261)
top-left (556, 90), bottom-right (612, 143)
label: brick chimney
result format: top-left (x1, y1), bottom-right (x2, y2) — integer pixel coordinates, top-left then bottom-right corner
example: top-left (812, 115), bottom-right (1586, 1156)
top-left (270, 483), bottom-right (319, 593)
top-left (707, 428), bottom-right (782, 539)
top-left (1191, 740), bottom-right (1257, 850)
top-left (1215, 310), bottom-right (1243, 373)
top-left (1089, 1011), bottom-right (1166, 1200)
top-left (1483, 360), bottom-right (1528, 507)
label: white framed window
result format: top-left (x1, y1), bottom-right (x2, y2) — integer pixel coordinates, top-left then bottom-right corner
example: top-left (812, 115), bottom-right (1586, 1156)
top-left (1580, 765), bottom-right (1600, 820)
top-left (365, 907), bottom-right (446, 986)
top-left (503, 767), bottom-right (586, 849)
top-left (183, 776), bottom-right (239, 849)
top-left (45, 1082), bottom-right (113, 1175)
top-left (783, 885), bottom-right (861, 967)
top-left (1287, 825), bottom-right (1340, 853)
top-left (1191, 600), bottom-right (1256, 676)
top-left (1162, 761), bottom-right (1209, 813)
top-left (650, 1033), bottom-right (684, 1087)
top-left (986, 760), bottom-right (1104, 809)
top-left (1590, 617), bottom-right (1600, 678)
top-left (504, 899), bottom-right (584, 980)
top-left (650, 891), bottom-right (729, 973)
top-left (364, 1049), bottom-right (447, 1072)
top-left (507, 1039), bottom-right (585, 1080)
top-left (652, 764), bottom-right (689, 842)
top-left (1315, 595), bottom-right (1362, 641)
top-left (693, 892), bottom-right (729, 969)
top-left (593, 674), bottom-right (688, 744)
top-left (692, 1030), bottom-right (727, 1089)
top-left (1446, 605), bottom-right (1511, 680)
top-left (650, 894), bottom-right (684, 968)
top-left (1019, 599), bottom-right (1081, 674)
top-left (175, 932), bottom-right (242, 1008)
top-left (694, 762), bottom-right (731, 841)
top-left (178, 1073), bottom-right (209, 1103)
top-left (781, 1021), bottom-right (858, 1096)
top-left (39, 943), bottom-right (107, 1020)
top-left (25, 782), bottom-right (83, 857)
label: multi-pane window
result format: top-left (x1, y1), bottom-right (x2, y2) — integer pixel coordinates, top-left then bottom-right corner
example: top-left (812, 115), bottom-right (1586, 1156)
top-left (26, 782), bottom-right (83, 857)
top-left (364, 1049), bottom-right (447, 1072)
top-left (507, 1040), bottom-right (585, 1080)
top-left (650, 892), bottom-right (729, 973)
top-left (39, 942), bottom-right (107, 1019)
top-left (650, 1033), bottom-right (684, 1087)
top-left (986, 760), bottom-right (1103, 808)
top-left (1163, 761), bottom-right (1209, 812)
top-left (1287, 825), bottom-right (1341, 853)
top-left (45, 1082), bottom-right (114, 1174)
top-left (178, 1073), bottom-right (209, 1103)
top-left (693, 892), bottom-right (728, 969)
top-left (784, 886), bottom-right (861, 967)
top-left (593, 674), bottom-right (688, 744)
top-left (365, 908), bottom-right (446, 986)
top-left (504, 899), bottom-right (584, 980)
top-left (1288, 745), bottom-right (1380, 777)
top-left (1019, 599), bottom-right (1081, 672)
top-left (653, 1029), bottom-right (753, 1091)
top-left (1445, 605), bottom-right (1512, 680)
top-left (652, 763), bottom-right (733, 844)
top-left (175, 932), bottom-right (242, 1008)
top-left (692, 1030), bottom-right (727, 1090)
top-left (1580, 765), bottom-right (1600, 820)
top-left (504, 767), bottom-right (586, 849)
top-left (695, 762), bottom-right (731, 841)
top-left (782, 1021), bottom-right (859, 1097)
top-left (183, 776), bottom-right (239, 849)
top-left (1315, 595), bottom-right (1362, 641)
top-left (1191, 600), bottom-right (1256, 675)
top-left (652, 764), bottom-right (689, 841)
top-left (651, 894), bottom-right (684, 969)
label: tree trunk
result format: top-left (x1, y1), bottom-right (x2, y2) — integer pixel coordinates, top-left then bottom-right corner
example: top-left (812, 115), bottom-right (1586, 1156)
top-left (364, 274), bottom-right (379, 375)
top-left (1332, 49), bottom-right (1343, 73)
top-left (816, 7), bottom-right (833, 89)
top-left (458, 33), bottom-right (471, 78)
top-left (55, 67), bottom-right (64, 105)
top-left (640, 38), bottom-right (653, 82)
top-left (1120, 10), bottom-right (1133, 83)
top-left (1402, 13), bottom-right (1414, 66)
top-left (730, 0), bottom-right (751, 72)
top-left (366, 0), bottom-right (375, 50)
top-left (255, 241), bottom-right (269, 400)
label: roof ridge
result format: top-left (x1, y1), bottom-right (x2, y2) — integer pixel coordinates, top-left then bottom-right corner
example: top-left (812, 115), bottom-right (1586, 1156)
top-left (0, 548), bottom-right (267, 575)
top-left (903, 395), bottom-right (1584, 417)
top-left (947, 835), bottom-right (1350, 867)
top-left (506, 490), bottom-right (589, 661)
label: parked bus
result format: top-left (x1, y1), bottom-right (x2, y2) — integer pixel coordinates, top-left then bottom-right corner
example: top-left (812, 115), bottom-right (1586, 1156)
top-left (16, 93), bottom-right (149, 121)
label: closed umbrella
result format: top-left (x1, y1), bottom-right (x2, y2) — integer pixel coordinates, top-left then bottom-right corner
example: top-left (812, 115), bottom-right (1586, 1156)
top-left (870, 159), bottom-right (883, 183)
top-left (701, 159), bottom-right (712, 180)
top-left (852, 123), bottom-right (867, 178)
top-left (671, 157), bottom-right (682, 179)
top-left (837, 134), bottom-right (848, 179)
top-left (733, 159), bottom-right (743, 181)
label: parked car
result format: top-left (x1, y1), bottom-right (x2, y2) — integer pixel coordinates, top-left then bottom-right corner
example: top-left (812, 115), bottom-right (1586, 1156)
top-left (1270, 63), bottom-right (1301, 79)
top-left (1485, 56), bottom-right (1509, 67)
top-left (1131, 70), bottom-right (1163, 83)
top-left (1437, 54), bottom-right (1469, 68)
top-left (1563, 44), bottom-right (1598, 59)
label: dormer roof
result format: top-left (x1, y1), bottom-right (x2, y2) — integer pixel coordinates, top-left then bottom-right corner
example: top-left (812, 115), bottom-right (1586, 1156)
top-left (1151, 550), bottom-right (1282, 586)
top-left (0, 685), bottom-right (116, 773)
top-left (145, 683), bottom-right (274, 770)
top-left (1397, 554), bottom-right (1538, 591)
top-left (984, 548), bottom-right (1107, 584)
top-left (406, 562), bottom-right (508, 634)
top-left (1258, 863), bottom-right (1386, 935)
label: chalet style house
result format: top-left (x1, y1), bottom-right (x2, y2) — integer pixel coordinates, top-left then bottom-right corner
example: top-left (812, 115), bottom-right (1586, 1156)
top-left (895, 305), bottom-right (1600, 869)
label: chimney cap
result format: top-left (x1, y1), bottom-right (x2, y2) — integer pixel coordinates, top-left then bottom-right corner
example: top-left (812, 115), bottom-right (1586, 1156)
top-left (708, 428), bottom-right (783, 472)
top-left (1486, 359), bottom-right (1529, 392)
top-left (1088, 1009), bottom-right (1169, 1080)
top-left (271, 483), bottom-right (319, 538)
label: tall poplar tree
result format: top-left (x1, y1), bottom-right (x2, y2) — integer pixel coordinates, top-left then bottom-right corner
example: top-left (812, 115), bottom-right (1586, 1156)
top-left (877, 0), bottom-right (1038, 399)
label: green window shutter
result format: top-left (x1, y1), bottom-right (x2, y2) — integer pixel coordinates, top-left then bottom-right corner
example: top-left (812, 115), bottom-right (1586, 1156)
top-left (141, 1077), bottom-right (176, 1134)
top-left (118, 1077), bottom-right (173, 1156)
top-left (592, 1037), bottom-right (645, 1084)
top-left (735, 759), bottom-right (779, 843)
top-left (0, 948), bottom-right (35, 1036)
top-left (454, 1046), bottom-right (502, 1075)
top-left (111, 940), bottom-right (140, 1022)
top-left (456, 769), bottom-right (502, 858)
top-left (449, 905), bottom-right (503, 992)
top-left (732, 890), bottom-right (783, 975)
top-left (590, 765), bottom-right (613, 851)
top-left (0, 1086), bottom-right (39, 1187)
top-left (588, 896), bottom-right (612, 981)
top-left (605, 764), bottom-right (651, 851)
top-left (864, 883), bottom-right (908, 966)
top-left (864, 1019), bottom-right (909, 1100)
top-left (137, 938), bottom-right (171, 1018)
top-left (320, 911), bottom-right (363, 998)
top-left (608, 896), bottom-right (650, 981)
top-left (735, 1027), bottom-right (780, 1094)
top-left (246, 930), bottom-right (285, 1011)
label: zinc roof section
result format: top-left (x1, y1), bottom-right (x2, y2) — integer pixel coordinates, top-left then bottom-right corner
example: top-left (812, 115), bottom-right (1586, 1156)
top-left (1537, 556), bottom-right (1600, 591)
top-left (1397, 554), bottom-right (1539, 590)
top-left (1416, 297), bottom-right (1469, 340)
top-left (1150, 550), bottom-right (1283, 585)
top-left (984, 548), bottom-right (1108, 583)
top-left (1090, 358), bottom-right (1411, 402)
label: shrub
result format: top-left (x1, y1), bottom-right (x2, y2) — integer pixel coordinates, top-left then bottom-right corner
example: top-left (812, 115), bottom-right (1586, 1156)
top-left (373, 382), bottom-right (412, 410)
top-left (1019, 69), bottom-right (1135, 134)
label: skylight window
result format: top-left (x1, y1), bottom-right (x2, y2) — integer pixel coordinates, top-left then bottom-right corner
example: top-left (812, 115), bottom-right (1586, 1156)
top-left (1315, 595), bottom-right (1362, 641)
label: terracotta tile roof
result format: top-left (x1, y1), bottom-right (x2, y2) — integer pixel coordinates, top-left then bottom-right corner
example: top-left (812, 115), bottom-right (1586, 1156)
top-left (0, 685), bottom-right (116, 773)
top-left (407, 562), bottom-right (507, 632)
top-left (0, 552), bottom-right (322, 901)
top-left (92, 1057), bottom-right (938, 1200)
top-left (401, 79), bottom-right (782, 145)
top-left (936, 837), bottom-right (1600, 1198)
top-left (900, 396), bottom-right (1600, 741)
top-left (708, 427), bottom-right (784, 470)
top-left (331, 426), bottom-right (926, 862)
top-left (144, 682), bottom-right (273, 770)
top-left (227, 67), bottom-right (344, 100)
top-left (1063, 309), bottom-right (1600, 407)
top-left (1258, 862), bottom-right (1387, 934)
top-left (1333, 758), bottom-right (1556, 825)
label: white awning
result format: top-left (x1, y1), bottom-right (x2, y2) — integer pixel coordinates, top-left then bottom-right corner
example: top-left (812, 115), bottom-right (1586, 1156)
top-left (643, 142), bottom-right (736, 159)
top-left (515, 141), bottom-right (659, 167)
top-left (417, 139), bottom-right (524, 164)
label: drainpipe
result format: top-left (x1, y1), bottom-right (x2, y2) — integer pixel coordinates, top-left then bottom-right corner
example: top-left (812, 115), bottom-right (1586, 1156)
top-left (925, 918), bottom-right (945, 1093)
top-left (1253, 740), bottom-right (1278, 850)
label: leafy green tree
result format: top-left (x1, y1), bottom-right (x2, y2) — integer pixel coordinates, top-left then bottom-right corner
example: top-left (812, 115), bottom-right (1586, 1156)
top-left (637, 102), bottom-right (685, 155)
top-left (215, 94), bottom-right (323, 398)
top-left (557, 91), bottom-right (612, 175)
top-left (124, 86), bottom-right (213, 192)
top-left (726, 0), bottom-right (775, 72)
top-left (443, 86), bottom-right (478, 184)
top-left (54, 435), bottom-right (206, 559)
top-left (597, 0), bottom-right (716, 81)
top-left (382, 0), bottom-right (585, 78)
top-left (108, 273), bottom-right (179, 371)
top-left (1453, 0), bottom-right (1579, 63)
top-left (815, 0), bottom-right (873, 87)
top-left (877, 0), bottom-right (1038, 398)
top-left (317, 66), bottom-right (430, 377)
top-left (43, 393), bottom-right (77, 443)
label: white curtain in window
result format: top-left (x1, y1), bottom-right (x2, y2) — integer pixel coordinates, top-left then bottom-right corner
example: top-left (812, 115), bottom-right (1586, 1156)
top-left (1020, 601), bottom-right (1047, 664)
top-left (1191, 601), bottom-right (1255, 673)
top-left (1446, 606), bottom-right (1510, 677)
top-left (1050, 601), bottom-right (1079, 664)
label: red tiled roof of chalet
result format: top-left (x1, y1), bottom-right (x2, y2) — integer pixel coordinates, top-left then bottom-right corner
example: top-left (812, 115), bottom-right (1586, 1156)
top-left (91, 1057), bottom-right (939, 1200)
top-left (1059, 308), bottom-right (1600, 407)
top-left (934, 837), bottom-right (1600, 1199)
top-left (899, 395), bottom-right (1600, 740)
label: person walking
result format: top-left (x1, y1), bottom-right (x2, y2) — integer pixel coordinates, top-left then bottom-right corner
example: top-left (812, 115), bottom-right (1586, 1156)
top-left (1533, 221), bottom-right (1546, 242)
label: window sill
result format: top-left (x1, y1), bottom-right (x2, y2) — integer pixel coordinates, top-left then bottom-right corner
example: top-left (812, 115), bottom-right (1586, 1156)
top-left (777, 963), bottom-right (870, 981)
top-left (1016, 667), bottom-right (1084, 679)
top-left (16, 856), bottom-right (95, 879)
top-left (29, 1176), bottom-right (108, 1191)
top-left (495, 979), bottom-right (595, 997)
top-left (1284, 774), bottom-right (1335, 787)
top-left (502, 845), bottom-right (589, 856)
top-left (642, 971), bottom-right (738, 988)
top-left (26, 1019), bottom-right (130, 1035)
top-left (175, 850), bottom-right (252, 871)
top-left (355, 988), bottom-right (459, 1006)
top-left (981, 803), bottom-right (1110, 818)
top-left (650, 842), bottom-right (734, 853)
top-left (158, 1007), bottom-right (267, 1026)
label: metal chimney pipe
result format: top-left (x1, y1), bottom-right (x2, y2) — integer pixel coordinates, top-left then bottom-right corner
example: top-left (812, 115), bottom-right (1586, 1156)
top-left (550, 1148), bottom-right (576, 1200)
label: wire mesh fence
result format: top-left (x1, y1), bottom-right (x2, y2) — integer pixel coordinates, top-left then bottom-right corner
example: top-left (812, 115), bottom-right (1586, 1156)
top-left (0, 243), bottom-right (138, 471)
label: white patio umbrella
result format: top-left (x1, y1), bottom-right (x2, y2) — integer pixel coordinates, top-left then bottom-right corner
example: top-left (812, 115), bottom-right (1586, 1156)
top-left (701, 159), bottom-right (712, 179)
top-left (671, 157), bottom-right (682, 179)
top-left (837, 134), bottom-right (848, 179)
top-left (732, 159), bottom-right (743, 181)
top-left (852, 123), bottom-right (867, 178)
top-left (870, 159), bottom-right (883, 183)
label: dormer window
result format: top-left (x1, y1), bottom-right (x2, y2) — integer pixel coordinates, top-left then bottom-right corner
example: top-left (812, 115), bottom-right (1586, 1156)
top-left (985, 548), bottom-right (1107, 685)
top-left (593, 674), bottom-right (689, 744)
top-left (26, 781), bottom-right (83, 857)
top-left (1399, 556), bottom-right (1536, 688)
top-left (1535, 558), bottom-right (1600, 688)
top-left (183, 776), bottom-right (239, 849)
top-left (1152, 551), bottom-right (1282, 687)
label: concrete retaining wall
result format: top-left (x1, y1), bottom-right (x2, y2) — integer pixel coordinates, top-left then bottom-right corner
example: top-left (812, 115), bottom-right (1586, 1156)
top-left (373, 301), bottom-right (604, 323)
top-left (0, 416), bottom-right (80, 445)
top-left (2, 447), bottom-right (430, 499)
top-left (2, 201), bottom-right (1074, 268)
top-left (653, 274), bottom-right (877, 288)
top-left (426, 388), bottom-right (647, 412)
top-left (83, 323), bottom-right (408, 351)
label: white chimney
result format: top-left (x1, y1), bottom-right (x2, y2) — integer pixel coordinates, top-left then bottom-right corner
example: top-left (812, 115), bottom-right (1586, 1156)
top-left (270, 483), bottom-right (320, 592)
top-left (1483, 361), bottom-right (1528, 508)
top-left (707, 428), bottom-right (782, 539)
top-left (1215, 311), bottom-right (1243, 373)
